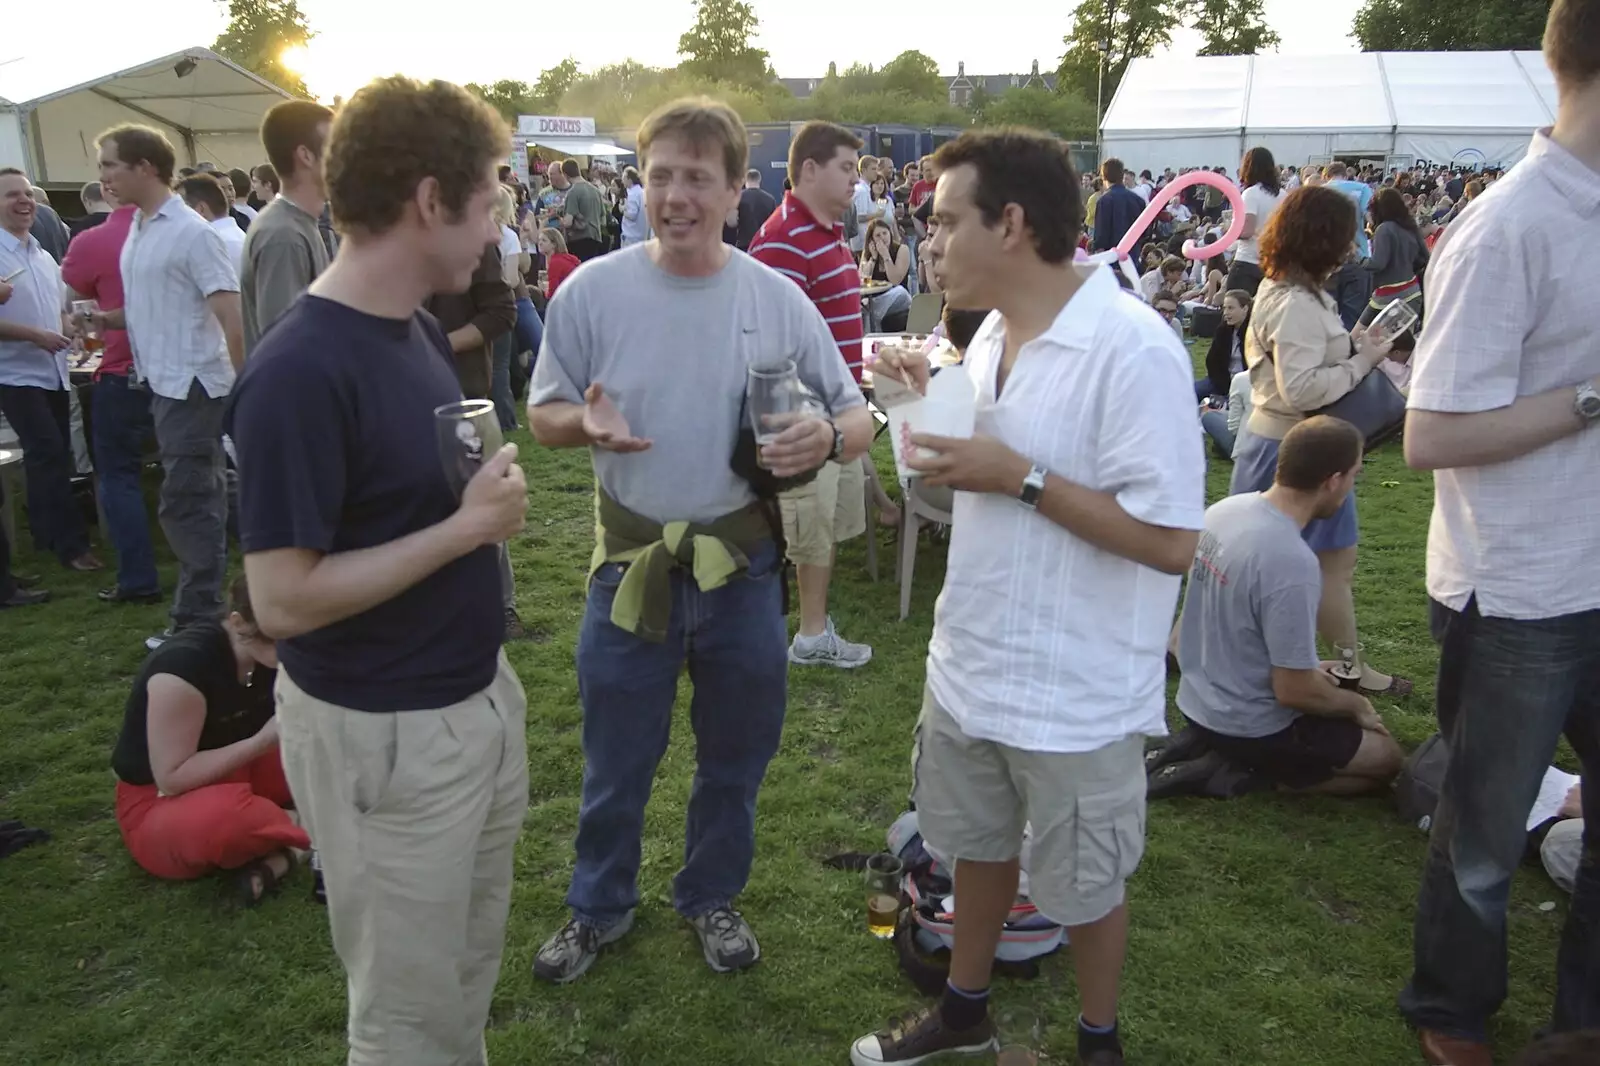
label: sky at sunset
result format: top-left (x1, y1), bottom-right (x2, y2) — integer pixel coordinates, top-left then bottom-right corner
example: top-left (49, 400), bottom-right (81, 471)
top-left (12, 0), bottom-right (1365, 104)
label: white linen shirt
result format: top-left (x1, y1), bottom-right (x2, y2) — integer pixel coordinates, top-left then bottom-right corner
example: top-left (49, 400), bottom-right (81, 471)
top-left (0, 228), bottom-right (69, 390)
top-left (1406, 129), bottom-right (1600, 621)
top-left (925, 266), bottom-right (1207, 754)
top-left (119, 195), bottom-right (239, 401)
top-left (210, 215), bottom-right (247, 276)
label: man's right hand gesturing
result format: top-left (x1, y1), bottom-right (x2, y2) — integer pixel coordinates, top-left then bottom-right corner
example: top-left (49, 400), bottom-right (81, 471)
top-left (582, 382), bottom-right (652, 453)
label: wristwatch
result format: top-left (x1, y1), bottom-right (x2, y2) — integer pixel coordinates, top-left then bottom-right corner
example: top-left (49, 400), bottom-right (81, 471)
top-left (1018, 464), bottom-right (1048, 510)
top-left (826, 422), bottom-right (845, 462)
top-left (1576, 382), bottom-right (1600, 424)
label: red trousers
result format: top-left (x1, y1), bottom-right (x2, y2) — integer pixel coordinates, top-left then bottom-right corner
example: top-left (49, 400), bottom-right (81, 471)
top-left (115, 749), bottom-right (311, 880)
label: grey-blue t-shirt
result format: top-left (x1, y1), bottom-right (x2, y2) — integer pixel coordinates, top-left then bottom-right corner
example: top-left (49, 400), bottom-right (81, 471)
top-left (529, 245), bottom-right (864, 525)
top-left (1176, 492), bottom-right (1321, 738)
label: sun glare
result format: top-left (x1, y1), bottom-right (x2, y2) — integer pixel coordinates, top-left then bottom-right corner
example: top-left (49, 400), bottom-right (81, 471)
top-left (280, 45), bottom-right (311, 76)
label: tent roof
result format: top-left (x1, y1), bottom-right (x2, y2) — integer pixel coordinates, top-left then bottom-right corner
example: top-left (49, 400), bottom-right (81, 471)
top-left (0, 47), bottom-right (293, 135)
top-left (1104, 50), bottom-right (1556, 135)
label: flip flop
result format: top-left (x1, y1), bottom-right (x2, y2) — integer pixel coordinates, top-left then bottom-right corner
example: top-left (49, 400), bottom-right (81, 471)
top-left (234, 852), bottom-right (297, 907)
top-left (1359, 673), bottom-right (1415, 699)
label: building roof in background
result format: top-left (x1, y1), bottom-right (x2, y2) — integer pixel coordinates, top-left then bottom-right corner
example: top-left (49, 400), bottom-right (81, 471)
top-left (777, 60), bottom-right (1055, 101)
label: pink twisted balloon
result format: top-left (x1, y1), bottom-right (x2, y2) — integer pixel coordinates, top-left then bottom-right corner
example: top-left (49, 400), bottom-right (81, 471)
top-left (1114, 170), bottom-right (1247, 262)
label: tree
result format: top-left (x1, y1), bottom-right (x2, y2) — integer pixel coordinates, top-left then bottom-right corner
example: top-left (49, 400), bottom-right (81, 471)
top-left (465, 80), bottom-right (535, 123)
top-left (1352, 0), bottom-right (1550, 51)
top-left (980, 86), bottom-right (1098, 139)
top-left (1057, 0), bottom-right (1186, 116)
top-left (880, 51), bottom-right (946, 102)
top-left (1190, 0), bottom-right (1281, 56)
top-left (212, 0), bottom-right (313, 97)
top-left (533, 57), bottom-right (581, 111)
top-left (677, 0), bottom-right (772, 88)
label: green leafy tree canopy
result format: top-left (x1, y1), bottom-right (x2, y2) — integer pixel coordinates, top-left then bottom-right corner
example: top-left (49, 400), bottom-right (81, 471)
top-left (1058, 0), bottom-right (1186, 116)
top-left (1352, 0), bottom-right (1550, 51)
top-left (880, 51), bottom-right (946, 101)
top-left (1191, 0), bottom-right (1281, 56)
top-left (212, 0), bottom-right (313, 97)
top-left (677, 0), bottom-right (772, 88)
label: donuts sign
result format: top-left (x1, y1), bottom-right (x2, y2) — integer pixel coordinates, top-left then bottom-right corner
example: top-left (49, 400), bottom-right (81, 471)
top-left (515, 115), bottom-right (598, 138)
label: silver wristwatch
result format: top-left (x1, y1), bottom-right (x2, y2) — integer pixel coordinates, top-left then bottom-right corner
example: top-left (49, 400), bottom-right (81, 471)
top-left (1018, 464), bottom-right (1048, 510)
top-left (1576, 382), bottom-right (1600, 424)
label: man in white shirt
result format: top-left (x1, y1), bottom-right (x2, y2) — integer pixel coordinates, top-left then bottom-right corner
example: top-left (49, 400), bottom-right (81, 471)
top-left (0, 168), bottom-right (101, 575)
top-left (94, 125), bottom-right (243, 647)
top-left (850, 154), bottom-right (886, 254)
top-left (1132, 169), bottom-right (1154, 202)
top-left (176, 175), bottom-right (246, 274)
top-left (618, 165), bottom-right (648, 246)
top-left (1398, 6), bottom-right (1600, 1065)
top-left (852, 131), bottom-right (1204, 1066)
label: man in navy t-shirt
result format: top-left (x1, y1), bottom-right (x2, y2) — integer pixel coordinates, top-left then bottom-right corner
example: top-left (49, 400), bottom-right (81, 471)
top-left (226, 76), bottom-right (530, 1064)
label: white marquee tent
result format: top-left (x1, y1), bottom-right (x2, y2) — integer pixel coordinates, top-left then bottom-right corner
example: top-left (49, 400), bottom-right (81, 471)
top-left (0, 47), bottom-right (294, 190)
top-left (1100, 51), bottom-right (1557, 172)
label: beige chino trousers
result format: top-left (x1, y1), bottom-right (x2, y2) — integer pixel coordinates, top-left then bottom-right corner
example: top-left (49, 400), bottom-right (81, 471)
top-left (276, 654), bottom-right (529, 1066)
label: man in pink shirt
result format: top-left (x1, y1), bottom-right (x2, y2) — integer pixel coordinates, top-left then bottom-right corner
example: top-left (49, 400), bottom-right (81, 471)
top-left (61, 189), bottom-right (161, 603)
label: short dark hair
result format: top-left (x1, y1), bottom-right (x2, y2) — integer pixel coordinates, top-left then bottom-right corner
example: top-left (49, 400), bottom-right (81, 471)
top-left (229, 572), bottom-right (258, 629)
top-left (636, 97), bottom-right (748, 186)
top-left (80, 181), bottom-right (103, 204)
top-left (1160, 255), bottom-right (1186, 276)
top-left (177, 167), bottom-right (198, 179)
top-left (1275, 416), bottom-right (1364, 491)
top-left (1324, 161), bottom-right (1348, 179)
top-left (260, 99), bottom-right (333, 179)
top-left (226, 168), bottom-right (251, 198)
top-left (98, 124), bottom-right (177, 185)
top-left (1239, 146), bottom-right (1280, 193)
top-left (932, 129), bottom-right (1081, 265)
top-left (942, 307), bottom-right (990, 352)
top-left (1545, 0), bottom-right (1600, 89)
top-left (745, 168), bottom-right (761, 183)
top-left (176, 174), bottom-right (230, 217)
top-left (1260, 186), bottom-right (1359, 291)
top-left (324, 76), bottom-right (507, 236)
top-left (1152, 289), bottom-right (1179, 309)
top-left (561, 158), bottom-right (580, 180)
top-left (788, 120), bottom-right (862, 185)
top-left (252, 163), bottom-right (280, 195)
top-left (0, 166), bottom-right (25, 180)
top-left (1101, 157), bottom-right (1125, 184)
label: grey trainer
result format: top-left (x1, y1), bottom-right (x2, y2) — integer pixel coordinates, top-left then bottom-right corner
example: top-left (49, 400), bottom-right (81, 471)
top-left (788, 617), bottom-right (872, 669)
top-left (532, 911), bottom-right (634, 985)
top-left (686, 906), bottom-right (760, 973)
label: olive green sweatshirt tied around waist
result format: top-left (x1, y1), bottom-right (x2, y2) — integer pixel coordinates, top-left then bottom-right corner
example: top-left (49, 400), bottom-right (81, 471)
top-left (592, 487), bottom-right (774, 642)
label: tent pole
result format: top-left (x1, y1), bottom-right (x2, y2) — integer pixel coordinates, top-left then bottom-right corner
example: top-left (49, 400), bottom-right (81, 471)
top-left (88, 86), bottom-right (197, 163)
top-left (25, 108), bottom-right (47, 182)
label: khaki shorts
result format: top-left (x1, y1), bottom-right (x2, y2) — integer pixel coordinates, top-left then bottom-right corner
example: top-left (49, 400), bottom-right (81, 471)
top-left (911, 688), bottom-right (1147, 928)
top-left (778, 458), bottom-right (866, 566)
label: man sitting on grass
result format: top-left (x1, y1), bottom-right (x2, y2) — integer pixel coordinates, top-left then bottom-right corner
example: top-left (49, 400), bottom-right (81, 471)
top-left (1152, 416), bottom-right (1405, 799)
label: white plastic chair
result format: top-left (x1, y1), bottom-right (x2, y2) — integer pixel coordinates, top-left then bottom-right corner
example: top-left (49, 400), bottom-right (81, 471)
top-left (896, 477), bottom-right (954, 621)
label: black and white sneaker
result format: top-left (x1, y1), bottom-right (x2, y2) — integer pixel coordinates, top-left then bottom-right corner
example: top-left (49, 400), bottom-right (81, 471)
top-left (532, 912), bottom-right (634, 984)
top-left (850, 1005), bottom-right (996, 1065)
top-left (685, 906), bottom-right (760, 973)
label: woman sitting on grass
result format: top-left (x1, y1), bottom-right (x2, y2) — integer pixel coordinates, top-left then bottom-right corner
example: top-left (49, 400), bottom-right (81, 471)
top-left (111, 575), bottom-right (309, 904)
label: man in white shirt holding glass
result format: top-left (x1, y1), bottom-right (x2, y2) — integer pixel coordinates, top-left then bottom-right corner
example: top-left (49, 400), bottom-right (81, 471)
top-left (94, 125), bottom-right (244, 648)
top-left (852, 130), bottom-right (1204, 1066)
top-left (1397, 4), bottom-right (1600, 1065)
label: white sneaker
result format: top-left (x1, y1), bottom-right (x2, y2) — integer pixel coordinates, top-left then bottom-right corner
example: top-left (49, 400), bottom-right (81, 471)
top-left (788, 617), bottom-right (872, 669)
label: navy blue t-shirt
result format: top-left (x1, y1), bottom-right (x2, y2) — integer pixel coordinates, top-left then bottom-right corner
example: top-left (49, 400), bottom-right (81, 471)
top-left (225, 296), bottom-right (502, 712)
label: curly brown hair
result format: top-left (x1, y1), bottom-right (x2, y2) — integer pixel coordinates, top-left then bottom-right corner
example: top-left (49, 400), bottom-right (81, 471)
top-left (324, 76), bottom-right (508, 236)
top-left (1259, 186), bottom-right (1358, 292)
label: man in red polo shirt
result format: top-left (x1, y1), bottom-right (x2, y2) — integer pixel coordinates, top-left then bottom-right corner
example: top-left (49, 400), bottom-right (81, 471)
top-left (748, 121), bottom-right (872, 669)
top-left (60, 186), bottom-right (162, 604)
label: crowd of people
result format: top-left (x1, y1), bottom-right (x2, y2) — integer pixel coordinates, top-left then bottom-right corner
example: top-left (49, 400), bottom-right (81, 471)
top-left (0, 2), bottom-right (1598, 1065)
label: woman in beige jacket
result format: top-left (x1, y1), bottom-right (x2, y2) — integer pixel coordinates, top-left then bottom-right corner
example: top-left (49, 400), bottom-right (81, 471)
top-left (1227, 186), bottom-right (1412, 697)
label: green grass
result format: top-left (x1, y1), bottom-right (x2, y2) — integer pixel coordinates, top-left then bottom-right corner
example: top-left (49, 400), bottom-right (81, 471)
top-left (0, 347), bottom-right (1571, 1065)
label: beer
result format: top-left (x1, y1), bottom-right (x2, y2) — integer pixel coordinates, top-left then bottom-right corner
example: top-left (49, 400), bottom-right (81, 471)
top-left (866, 893), bottom-right (898, 939)
top-left (83, 333), bottom-right (103, 354)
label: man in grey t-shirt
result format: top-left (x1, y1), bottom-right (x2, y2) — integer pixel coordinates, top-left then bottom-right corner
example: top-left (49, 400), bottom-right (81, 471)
top-left (1160, 417), bottom-right (1403, 796)
top-left (558, 158), bottom-right (606, 261)
top-left (527, 98), bottom-right (871, 985)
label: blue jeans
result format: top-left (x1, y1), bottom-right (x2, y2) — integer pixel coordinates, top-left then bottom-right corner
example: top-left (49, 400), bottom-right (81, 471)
top-left (91, 374), bottom-right (159, 595)
top-left (0, 384), bottom-right (88, 563)
top-left (566, 540), bottom-right (789, 927)
top-left (489, 334), bottom-right (517, 432)
top-left (1399, 598), bottom-right (1600, 1041)
top-left (515, 296), bottom-right (543, 367)
top-left (1199, 409), bottom-right (1234, 457)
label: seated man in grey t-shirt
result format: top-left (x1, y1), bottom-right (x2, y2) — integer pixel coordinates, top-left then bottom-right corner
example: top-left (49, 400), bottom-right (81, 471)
top-left (1156, 417), bottom-right (1404, 798)
top-left (525, 98), bottom-right (871, 985)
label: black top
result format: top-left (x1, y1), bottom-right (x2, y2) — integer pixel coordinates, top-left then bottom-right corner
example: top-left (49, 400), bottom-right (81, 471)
top-left (735, 187), bottom-right (778, 250)
top-left (225, 297), bottom-right (502, 712)
top-left (112, 623), bottom-right (274, 786)
top-left (68, 211), bottom-right (111, 239)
